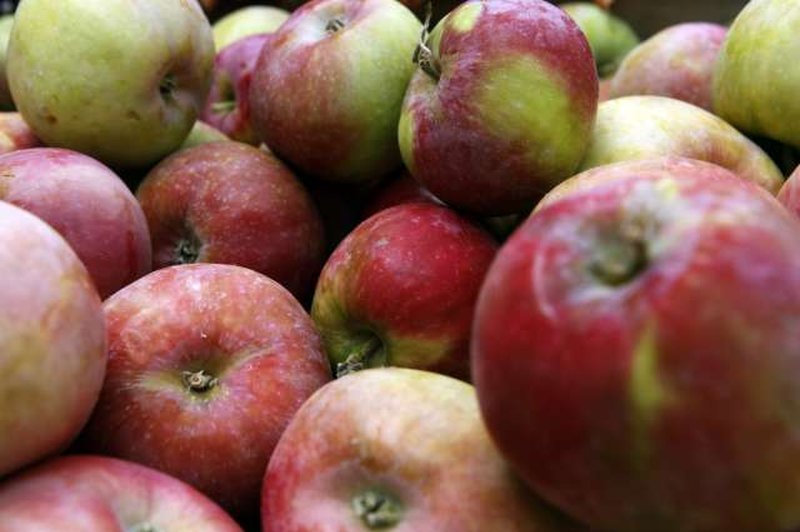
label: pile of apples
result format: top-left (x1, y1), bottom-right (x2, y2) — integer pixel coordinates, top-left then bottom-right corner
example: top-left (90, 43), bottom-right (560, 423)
top-left (3, 0), bottom-right (800, 530)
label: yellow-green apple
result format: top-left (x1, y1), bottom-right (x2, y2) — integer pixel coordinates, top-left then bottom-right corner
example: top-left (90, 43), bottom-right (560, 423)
top-left (311, 203), bottom-right (497, 380)
top-left (212, 6), bottom-right (289, 51)
top-left (136, 141), bottom-right (325, 301)
top-left (202, 34), bottom-right (269, 145)
top-left (398, 0), bottom-right (598, 215)
top-left (0, 148), bottom-right (151, 299)
top-left (249, 0), bottom-right (422, 184)
top-left (579, 95), bottom-right (785, 194)
top-left (473, 158), bottom-right (800, 530)
top-left (262, 368), bottom-right (576, 531)
top-left (0, 201), bottom-right (105, 477)
top-left (0, 112), bottom-right (39, 154)
top-left (81, 263), bottom-right (331, 518)
top-left (179, 120), bottom-right (230, 151)
top-left (561, 2), bottom-right (639, 77)
top-left (777, 164), bottom-right (800, 217)
top-left (0, 14), bottom-right (13, 110)
top-left (7, 0), bottom-right (215, 168)
top-left (609, 22), bottom-right (727, 111)
top-left (0, 456), bottom-right (242, 531)
top-left (714, 0), bottom-right (800, 150)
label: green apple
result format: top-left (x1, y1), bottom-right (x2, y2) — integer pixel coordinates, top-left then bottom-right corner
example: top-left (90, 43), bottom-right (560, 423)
top-left (561, 2), bottom-right (639, 77)
top-left (7, 0), bottom-right (215, 169)
top-left (179, 120), bottom-right (229, 151)
top-left (0, 15), bottom-right (14, 111)
top-left (212, 6), bottom-right (289, 51)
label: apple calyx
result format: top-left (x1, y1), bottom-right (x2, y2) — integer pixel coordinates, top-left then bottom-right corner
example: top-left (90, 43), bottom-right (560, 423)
top-left (160, 73), bottom-right (177, 103)
top-left (325, 17), bottom-right (346, 34)
top-left (412, 2), bottom-right (440, 81)
top-left (181, 369), bottom-right (219, 393)
top-left (175, 231), bottom-right (202, 264)
top-left (590, 214), bottom-right (650, 286)
top-left (352, 488), bottom-right (403, 529)
top-left (335, 335), bottom-right (384, 378)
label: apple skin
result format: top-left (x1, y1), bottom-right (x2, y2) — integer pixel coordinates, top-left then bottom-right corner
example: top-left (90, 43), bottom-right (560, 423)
top-left (250, 0), bottom-right (422, 184)
top-left (202, 34), bottom-right (269, 145)
top-left (473, 158), bottom-right (800, 530)
top-left (7, 0), bottom-right (215, 169)
top-left (579, 95), bottom-right (785, 195)
top-left (262, 367), bottom-right (576, 531)
top-left (0, 455), bottom-right (243, 531)
top-left (0, 201), bottom-right (105, 477)
top-left (0, 148), bottom-right (152, 299)
top-left (399, 0), bottom-right (598, 215)
top-left (80, 263), bottom-right (331, 518)
top-left (136, 141), bottom-right (325, 302)
top-left (0, 14), bottom-right (14, 110)
top-left (311, 203), bottom-right (497, 380)
top-left (361, 171), bottom-right (443, 219)
top-left (609, 22), bottom-right (727, 111)
top-left (777, 164), bottom-right (800, 217)
top-left (213, 6), bottom-right (289, 51)
top-left (0, 112), bottom-right (40, 154)
top-left (714, 0), bottom-right (800, 150)
top-left (179, 120), bottom-right (230, 151)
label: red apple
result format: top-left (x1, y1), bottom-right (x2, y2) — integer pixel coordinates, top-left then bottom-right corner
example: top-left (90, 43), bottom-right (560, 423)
top-left (0, 113), bottom-right (41, 155)
top-left (0, 455), bottom-right (242, 531)
top-left (262, 367), bottom-right (576, 531)
top-left (0, 148), bottom-right (152, 299)
top-left (398, 0), bottom-right (598, 215)
top-left (311, 203), bottom-right (497, 380)
top-left (609, 22), bottom-right (728, 111)
top-left (473, 157), bottom-right (800, 530)
top-left (81, 263), bottom-right (331, 517)
top-left (201, 34), bottom-right (269, 145)
top-left (778, 164), bottom-right (800, 217)
top-left (136, 141), bottom-right (325, 301)
top-left (0, 201), bottom-right (105, 477)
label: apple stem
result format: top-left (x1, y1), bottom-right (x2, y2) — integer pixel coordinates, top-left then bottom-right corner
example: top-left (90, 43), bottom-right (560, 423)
top-left (412, 1), bottom-right (441, 81)
top-left (181, 370), bottom-right (219, 393)
top-left (211, 100), bottom-right (237, 115)
top-left (325, 17), bottom-right (346, 34)
top-left (336, 335), bottom-right (383, 378)
top-left (352, 489), bottom-right (402, 529)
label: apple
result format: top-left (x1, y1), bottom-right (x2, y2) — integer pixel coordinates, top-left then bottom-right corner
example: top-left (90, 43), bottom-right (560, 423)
top-left (0, 455), bottom-right (242, 531)
top-left (7, 0), bottom-right (215, 168)
top-left (714, 0), bottom-right (800, 150)
top-left (579, 95), bottom-right (785, 195)
top-left (398, 0), bottom-right (598, 215)
top-left (136, 141), bottom-right (325, 302)
top-left (249, 0), bottom-right (422, 184)
top-left (80, 263), bottom-right (332, 518)
top-left (0, 112), bottom-right (39, 154)
top-left (609, 22), bottom-right (727, 111)
top-left (0, 14), bottom-right (13, 110)
top-left (777, 164), bottom-right (800, 217)
top-left (202, 33), bottom-right (269, 145)
top-left (473, 157), bottom-right (800, 530)
top-left (179, 120), bottom-right (230, 151)
top-left (0, 201), bottom-right (105, 477)
top-left (262, 367), bottom-right (576, 531)
top-left (0, 148), bottom-right (152, 299)
top-left (561, 2), bottom-right (640, 77)
top-left (311, 202), bottom-right (497, 380)
top-left (212, 6), bottom-right (289, 51)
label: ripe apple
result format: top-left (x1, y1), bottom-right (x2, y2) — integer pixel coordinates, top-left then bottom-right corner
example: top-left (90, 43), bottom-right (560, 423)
top-left (136, 141), bottom-right (325, 301)
top-left (7, 0), bottom-right (215, 168)
top-left (249, 0), bottom-right (422, 184)
top-left (609, 22), bottom-right (727, 111)
top-left (399, 0), bottom-right (598, 215)
top-left (473, 158), bottom-right (800, 530)
top-left (0, 201), bottom-right (105, 477)
top-left (714, 0), bottom-right (800, 150)
top-left (81, 263), bottom-right (332, 517)
top-left (0, 112), bottom-right (40, 154)
top-left (212, 6), bottom-right (289, 51)
top-left (0, 456), bottom-right (242, 531)
top-left (0, 14), bottom-right (13, 110)
top-left (561, 2), bottom-right (639, 77)
top-left (180, 120), bottom-right (229, 151)
top-left (311, 203), bottom-right (497, 380)
top-left (777, 164), bottom-right (800, 217)
top-left (0, 148), bottom-right (152, 299)
top-left (262, 367), bottom-right (576, 531)
top-left (580, 95), bottom-right (785, 195)
top-left (202, 34), bottom-right (269, 145)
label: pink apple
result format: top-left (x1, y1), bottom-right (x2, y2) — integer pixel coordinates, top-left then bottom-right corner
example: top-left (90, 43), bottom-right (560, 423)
top-left (609, 22), bottom-right (728, 110)
top-left (136, 141), bottom-right (325, 301)
top-left (473, 157), bottom-right (800, 530)
top-left (777, 164), bottom-right (800, 217)
top-left (0, 455), bottom-right (242, 531)
top-left (202, 34), bottom-right (270, 145)
top-left (0, 113), bottom-right (41, 155)
top-left (262, 367), bottom-right (575, 531)
top-left (81, 263), bottom-right (331, 517)
top-left (0, 201), bottom-right (105, 477)
top-left (311, 203), bottom-right (497, 380)
top-left (0, 148), bottom-right (152, 299)
top-left (398, 0), bottom-right (598, 215)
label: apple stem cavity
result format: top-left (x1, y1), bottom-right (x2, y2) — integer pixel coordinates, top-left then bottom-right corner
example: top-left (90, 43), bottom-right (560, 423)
top-left (175, 232), bottom-right (201, 264)
top-left (181, 369), bottom-right (219, 393)
top-left (325, 17), bottom-right (346, 34)
top-left (412, 1), bottom-right (441, 81)
top-left (590, 217), bottom-right (650, 286)
top-left (352, 489), bottom-right (403, 529)
top-left (335, 335), bottom-right (384, 378)
top-left (159, 73), bottom-right (177, 102)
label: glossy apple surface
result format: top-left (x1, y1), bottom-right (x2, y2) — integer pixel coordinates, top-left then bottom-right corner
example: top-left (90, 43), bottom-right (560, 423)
top-left (212, 6), bottom-right (289, 51)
